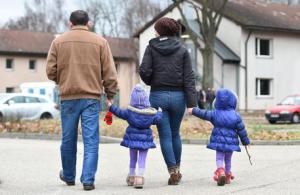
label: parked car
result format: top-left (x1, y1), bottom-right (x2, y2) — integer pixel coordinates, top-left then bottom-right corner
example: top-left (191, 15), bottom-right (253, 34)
top-left (265, 94), bottom-right (300, 124)
top-left (0, 93), bottom-right (60, 122)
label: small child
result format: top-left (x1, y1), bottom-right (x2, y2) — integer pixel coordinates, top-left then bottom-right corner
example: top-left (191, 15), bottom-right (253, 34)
top-left (107, 84), bottom-right (162, 189)
top-left (191, 88), bottom-right (250, 186)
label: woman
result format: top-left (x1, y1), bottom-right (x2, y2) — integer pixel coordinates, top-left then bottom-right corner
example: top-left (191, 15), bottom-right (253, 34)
top-left (139, 17), bottom-right (197, 185)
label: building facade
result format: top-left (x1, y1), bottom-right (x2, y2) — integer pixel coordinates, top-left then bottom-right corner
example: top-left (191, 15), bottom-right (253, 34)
top-left (0, 29), bottom-right (138, 108)
top-left (134, 0), bottom-right (300, 110)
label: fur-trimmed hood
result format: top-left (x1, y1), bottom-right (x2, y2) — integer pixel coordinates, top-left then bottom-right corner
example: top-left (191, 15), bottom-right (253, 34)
top-left (127, 106), bottom-right (157, 115)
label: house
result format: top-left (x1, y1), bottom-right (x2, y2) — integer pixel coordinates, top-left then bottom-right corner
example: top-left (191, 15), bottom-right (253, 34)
top-left (0, 29), bottom-right (138, 108)
top-left (134, 0), bottom-right (300, 110)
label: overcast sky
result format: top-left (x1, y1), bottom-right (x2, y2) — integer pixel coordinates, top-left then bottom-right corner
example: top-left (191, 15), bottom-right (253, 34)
top-left (0, 0), bottom-right (92, 25)
top-left (0, 0), bottom-right (171, 26)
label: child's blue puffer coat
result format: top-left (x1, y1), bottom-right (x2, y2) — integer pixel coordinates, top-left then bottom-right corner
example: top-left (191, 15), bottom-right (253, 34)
top-left (192, 89), bottom-right (250, 152)
top-left (110, 105), bottom-right (162, 150)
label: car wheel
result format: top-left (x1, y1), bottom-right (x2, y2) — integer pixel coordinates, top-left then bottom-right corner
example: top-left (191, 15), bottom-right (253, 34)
top-left (40, 113), bottom-right (53, 120)
top-left (291, 113), bottom-right (300, 123)
top-left (268, 119), bottom-right (276, 124)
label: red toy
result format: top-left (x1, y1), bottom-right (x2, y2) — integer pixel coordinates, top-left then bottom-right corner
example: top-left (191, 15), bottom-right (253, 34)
top-left (104, 111), bottom-right (113, 125)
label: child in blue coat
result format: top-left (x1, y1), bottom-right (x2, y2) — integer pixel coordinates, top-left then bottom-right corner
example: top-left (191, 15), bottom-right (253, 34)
top-left (191, 88), bottom-right (250, 186)
top-left (108, 84), bottom-right (162, 189)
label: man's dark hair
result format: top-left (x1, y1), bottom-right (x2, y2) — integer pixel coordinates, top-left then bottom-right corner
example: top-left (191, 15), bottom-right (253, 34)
top-left (69, 10), bottom-right (89, 26)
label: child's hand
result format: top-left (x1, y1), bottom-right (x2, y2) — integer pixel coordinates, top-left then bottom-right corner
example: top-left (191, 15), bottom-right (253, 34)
top-left (158, 107), bottom-right (162, 112)
top-left (187, 108), bottom-right (193, 115)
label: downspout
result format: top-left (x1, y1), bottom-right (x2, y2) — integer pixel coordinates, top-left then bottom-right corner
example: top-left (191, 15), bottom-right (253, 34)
top-left (221, 62), bottom-right (224, 88)
top-left (245, 31), bottom-right (252, 111)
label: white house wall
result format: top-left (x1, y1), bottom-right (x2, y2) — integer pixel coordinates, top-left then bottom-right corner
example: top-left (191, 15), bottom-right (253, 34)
top-left (217, 17), bottom-right (243, 55)
top-left (213, 55), bottom-right (223, 89)
top-left (223, 63), bottom-right (238, 94)
top-left (139, 8), bottom-right (181, 63)
top-left (246, 31), bottom-right (300, 110)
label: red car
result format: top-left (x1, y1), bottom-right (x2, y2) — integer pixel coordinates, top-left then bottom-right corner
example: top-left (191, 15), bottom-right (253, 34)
top-left (265, 94), bottom-right (300, 124)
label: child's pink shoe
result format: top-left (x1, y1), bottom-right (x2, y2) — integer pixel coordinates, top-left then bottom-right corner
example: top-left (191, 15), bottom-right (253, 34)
top-left (213, 167), bottom-right (226, 186)
top-left (225, 172), bottom-right (235, 184)
top-left (126, 175), bottom-right (135, 186)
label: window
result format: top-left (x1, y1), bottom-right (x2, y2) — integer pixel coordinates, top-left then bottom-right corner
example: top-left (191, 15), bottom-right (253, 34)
top-left (255, 38), bottom-right (272, 57)
top-left (38, 98), bottom-right (47, 103)
top-left (256, 78), bottom-right (273, 97)
top-left (25, 96), bottom-right (39, 103)
top-left (29, 60), bottom-right (36, 71)
top-left (6, 87), bottom-right (15, 93)
top-left (28, 88), bottom-right (34, 94)
top-left (6, 59), bottom-right (14, 70)
top-left (5, 96), bottom-right (25, 104)
top-left (295, 97), bottom-right (300, 105)
top-left (185, 40), bottom-right (197, 72)
top-left (40, 88), bottom-right (46, 95)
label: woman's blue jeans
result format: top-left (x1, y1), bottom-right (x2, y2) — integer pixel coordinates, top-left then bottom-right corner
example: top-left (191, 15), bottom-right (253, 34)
top-left (150, 91), bottom-right (186, 168)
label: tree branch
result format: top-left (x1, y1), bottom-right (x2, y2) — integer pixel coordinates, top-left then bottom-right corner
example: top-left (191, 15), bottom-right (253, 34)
top-left (173, 0), bottom-right (202, 49)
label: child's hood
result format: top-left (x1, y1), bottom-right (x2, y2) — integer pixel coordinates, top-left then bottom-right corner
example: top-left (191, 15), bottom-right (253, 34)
top-left (127, 106), bottom-right (158, 129)
top-left (214, 89), bottom-right (237, 110)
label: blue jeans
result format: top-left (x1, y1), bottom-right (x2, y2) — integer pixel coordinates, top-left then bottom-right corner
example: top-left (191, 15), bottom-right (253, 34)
top-left (60, 99), bottom-right (100, 184)
top-left (150, 91), bottom-right (186, 168)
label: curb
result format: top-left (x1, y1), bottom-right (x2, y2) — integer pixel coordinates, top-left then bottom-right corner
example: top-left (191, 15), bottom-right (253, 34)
top-left (1, 133), bottom-right (300, 145)
top-left (182, 139), bottom-right (300, 145)
top-left (0, 132), bottom-right (121, 144)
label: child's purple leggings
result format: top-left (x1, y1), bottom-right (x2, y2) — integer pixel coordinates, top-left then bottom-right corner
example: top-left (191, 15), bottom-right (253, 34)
top-left (216, 151), bottom-right (233, 173)
top-left (129, 149), bottom-right (148, 176)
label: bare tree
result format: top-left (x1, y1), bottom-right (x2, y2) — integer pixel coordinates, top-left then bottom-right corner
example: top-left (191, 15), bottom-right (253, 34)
top-left (4, 0), bottom-right (67, 33)
top-left (173, 0), bottom-right (228, 89)
top-left (122, 0), bottom-right (162, 36)
top-left (81, 0), bottom-right (162, 37)
top-left (81, 0), bottom-right (123, 36)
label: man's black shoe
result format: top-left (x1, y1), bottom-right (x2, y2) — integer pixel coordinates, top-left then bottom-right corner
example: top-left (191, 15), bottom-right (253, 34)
top-left (59, 170), bottom-right (75, 186)
top-left (83, 184), bottom-right (95, 191)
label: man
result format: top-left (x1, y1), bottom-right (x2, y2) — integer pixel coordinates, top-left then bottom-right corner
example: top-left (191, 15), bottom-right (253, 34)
top-left (206, 88), bottom-right (216, 110)
top-left (197, 89), bottom-right (206, 109)
top-left (46, 10), bottom-right (118, 191)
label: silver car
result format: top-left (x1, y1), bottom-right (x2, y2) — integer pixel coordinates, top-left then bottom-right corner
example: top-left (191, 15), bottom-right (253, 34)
top-left (0, 93), bottom-right (60, 121)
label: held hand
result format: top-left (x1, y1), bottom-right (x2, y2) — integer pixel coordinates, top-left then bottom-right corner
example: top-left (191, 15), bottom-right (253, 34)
top-left (106, 99), bottom-right (113, 107)
top-left (187, 108), bottom-right (193, 115)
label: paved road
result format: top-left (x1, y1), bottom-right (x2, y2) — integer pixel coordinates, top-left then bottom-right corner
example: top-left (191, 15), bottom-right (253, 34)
top-left (0, 138), bottom-right (299, 195)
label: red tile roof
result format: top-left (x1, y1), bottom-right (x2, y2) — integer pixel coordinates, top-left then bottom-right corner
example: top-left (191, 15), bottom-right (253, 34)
top-left (0, 29), bottom-right (136, 60)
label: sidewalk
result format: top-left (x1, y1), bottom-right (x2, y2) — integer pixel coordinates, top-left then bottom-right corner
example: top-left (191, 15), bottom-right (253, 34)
top-left (0, 138), bottom-right (300, 195)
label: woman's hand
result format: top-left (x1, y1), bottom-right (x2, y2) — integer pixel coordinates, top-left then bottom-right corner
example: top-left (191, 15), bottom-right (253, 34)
top-left (187, 108), bottom-right (193, 115)
top-left (106, 99), bottom-right (113, 107)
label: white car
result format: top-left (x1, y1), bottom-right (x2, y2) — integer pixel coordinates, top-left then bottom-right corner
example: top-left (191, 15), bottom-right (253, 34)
top-left (0, 93), bottom-right (60, 121)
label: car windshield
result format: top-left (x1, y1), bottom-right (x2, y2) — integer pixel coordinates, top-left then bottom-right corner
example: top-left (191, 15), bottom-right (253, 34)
top-left (295, 97), bottom-right (300, 105)
top-left (279, 96), bottom-right (300, 105)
